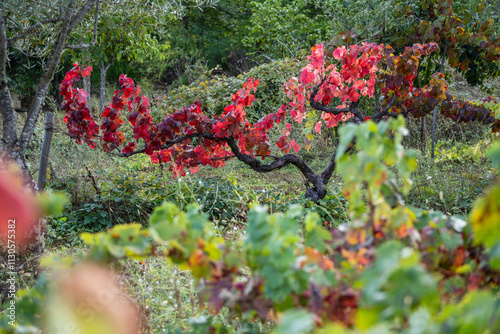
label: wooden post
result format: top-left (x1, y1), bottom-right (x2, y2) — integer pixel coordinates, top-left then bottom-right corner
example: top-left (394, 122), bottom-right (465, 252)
top-left (37, 112), bottom-right (54, 191)
top-left (431, 41), bottom-right (448, 159)
top-left (420, 117), bottom-right (426, 155)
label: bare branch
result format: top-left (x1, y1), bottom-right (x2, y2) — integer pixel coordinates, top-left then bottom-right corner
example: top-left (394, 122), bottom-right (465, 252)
top-left (65, 0), bottom-right (100, 50)
top-left (68, 0), bottom-right (99, 32)
top-left (310, 99), bottom-right (350, 115)
top-left (380, 96), bottom-right (397, 113)
top-left (276, 39), bottom-right (297, 59)
top-left (371, 95), bottom-right (397, 122)
top-left (88, 128), bottom-right (319, 186)
top-left (30, 0), bottom-right (61, 13)
top-left (309, 80), bottom-right (350, 115)
top-left (110, 132), bottom-right (216, 158)
top-left (223, 137), bottom-right (318, 183)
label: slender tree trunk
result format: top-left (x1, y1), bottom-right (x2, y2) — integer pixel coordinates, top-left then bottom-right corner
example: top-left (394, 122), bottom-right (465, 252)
top-left (99, 61), bottom-right (112, 111)
top-left (0, 88), bottom-right (17, 146)
top-left (420, 117), bottom-right (426, 155)
top-left (83, 54), bottom-right (92, 106)
top-left (0, 11), bottom-right (33, 188)
top-left (37, 112), bottom-right (54, 191)
top-left (0, 12), bottom-right (16, 146)
top-left (431, 41), bottom-right (448, 159)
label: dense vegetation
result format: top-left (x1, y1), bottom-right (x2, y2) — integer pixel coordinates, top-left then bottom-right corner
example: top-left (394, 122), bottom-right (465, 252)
top-left (1, 0), bottom-right (500, 333)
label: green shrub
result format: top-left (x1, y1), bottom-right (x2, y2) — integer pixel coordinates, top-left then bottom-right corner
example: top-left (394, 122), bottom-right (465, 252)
top-left (155, 59), bottom-right (303, 122)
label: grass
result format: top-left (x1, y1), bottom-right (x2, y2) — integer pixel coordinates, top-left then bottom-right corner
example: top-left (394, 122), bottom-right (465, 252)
top-left (406, 141), bottom-right (493, 216)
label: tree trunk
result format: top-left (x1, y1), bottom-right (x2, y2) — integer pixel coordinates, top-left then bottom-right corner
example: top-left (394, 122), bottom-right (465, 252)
top-left (0, 12), bottom-right (16, 146)
top-left (83, 54), bottom-right (92, 106)
top-left (0, 87), bottom-right (17, 145)
top-left (0, 11), bottom-right (33, 189)
top-left (17, 1), bottom-right (77, 152)
top-left (420, 116), bottom-right (426, 155)
top-left (99, 61), bottom-right (112, 111)
top-left (430, 41), bottom-right (448, 159)
top-left (37, 112), bottom-right (55, 191)
top-left (83, 73), bottom-right (92, 107)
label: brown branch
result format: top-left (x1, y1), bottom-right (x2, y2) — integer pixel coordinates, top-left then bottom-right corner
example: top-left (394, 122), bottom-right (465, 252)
top-left (348, 101), bottom-right (364, 123)
top-left (309, 80), bottom-right (350, 115)
top-left (67, 0), bottom-right (99, 31)
top-left (321, 140), bottom-right (355, 184)
top-left (84, 164), bottom-right (101, 197)
top-left (67, 128), bottom-right (346, 202)
top-left (371, 96), bottom-right (397, 122)
top-left (108, 132), bottom-right (216, 157)
top-left (224, 137), bottom-right (316, 178)
top-left (308, 79), bottom-right (368, 124)
top-left (222, 137), bottom-right (329, 202)
top-left (310, 99), bottom-right (350, 115)
top-left (113, 128), bottom-right (329, 200)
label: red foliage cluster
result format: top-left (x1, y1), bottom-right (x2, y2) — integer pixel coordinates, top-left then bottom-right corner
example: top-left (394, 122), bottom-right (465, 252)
top-left (284, 43), bottom-right (383, 125)
top-left (441, 96), bottom-right (500, 132)
top-left (283, 42), bottom-right (499, 131)
top-left (61, 63), bottom-right (290, 176)
top-left (60, 63), bottom-right (98, 148)
top-left (380, 43), bottom-right (443, 115)
top-left (405, 0), bottom-right (500, 69)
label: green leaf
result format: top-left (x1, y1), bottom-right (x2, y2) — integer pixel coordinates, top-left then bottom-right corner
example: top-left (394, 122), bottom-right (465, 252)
top-left (489, 242), bottom-right (500, 270)
top-left (304, 212), bottom-right (331, 252)
top-left (488, 141), bottom-right (500, 172)
top-left (35, 191), bottom-right (68, 216)
top-left (273, 309), bottom-right (315, 334)
top-left (470, 186), bottom-right (500, 248)
top-left (439, 291), bottom-right (500, 333)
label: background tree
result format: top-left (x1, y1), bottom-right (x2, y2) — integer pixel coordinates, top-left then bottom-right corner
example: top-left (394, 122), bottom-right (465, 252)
top-left (71, 0), bottom-right (171, 111)
top-left (0, 0), bottom-right (101, 187)
top-left (390, 0), bottom-right (500, 156)
top-left (243, 0), bottom-right (329, 61)
top-left (129, 0), bottom-right (252, 89)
